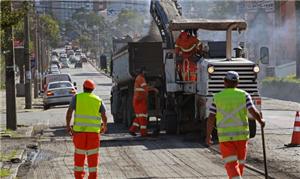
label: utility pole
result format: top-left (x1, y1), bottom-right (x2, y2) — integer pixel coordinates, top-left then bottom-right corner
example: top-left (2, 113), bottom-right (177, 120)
top-left (33, 13), bottom-right (39, 98)
top-left (4, 1), bottom-right (17, 130)
top-left (296, 1), bottom-right (300, 78)
top-left (24, 6), bottom-right (32, 109)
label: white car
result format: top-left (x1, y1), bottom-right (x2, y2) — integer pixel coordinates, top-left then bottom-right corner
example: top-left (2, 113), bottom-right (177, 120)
top-left (43, 81), bottom-right (77, 110)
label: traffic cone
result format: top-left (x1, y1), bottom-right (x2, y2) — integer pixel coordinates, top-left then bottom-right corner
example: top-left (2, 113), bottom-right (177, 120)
top-left (285, 111), bottom-right (300, 147)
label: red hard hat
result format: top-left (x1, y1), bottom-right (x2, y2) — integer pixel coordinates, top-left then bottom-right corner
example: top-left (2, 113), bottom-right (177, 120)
top-left (83, 79), bottom-right (96, 90)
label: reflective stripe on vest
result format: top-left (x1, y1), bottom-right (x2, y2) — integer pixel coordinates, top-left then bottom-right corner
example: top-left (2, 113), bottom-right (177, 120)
top-left (175, 44), bottom-right (197, 52)
top-left (140, 83), bottom-right (147, 87)
top-left (73, 93), bottom-right (102, 133)
top-left (214, 88), bottom-right (249, 142)
top-left (74, 114), bottom-right (101, 120)
top-left (136, 113), bottom-right (148, 118)
top-left (140, 125), bottom-right (147, 129)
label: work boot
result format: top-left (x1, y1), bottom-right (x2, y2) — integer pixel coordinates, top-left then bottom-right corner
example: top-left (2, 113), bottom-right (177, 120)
top-left (129, 131), bottom-right (137, 136)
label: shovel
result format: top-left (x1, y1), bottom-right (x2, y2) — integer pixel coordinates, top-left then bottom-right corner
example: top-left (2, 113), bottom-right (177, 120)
top-left (261, 127), bottom-right (268, 179)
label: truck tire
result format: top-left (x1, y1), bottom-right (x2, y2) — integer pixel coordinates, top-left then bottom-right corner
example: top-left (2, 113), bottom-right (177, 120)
top-left (164, 110), bottom-right (177, 134)
top-left (249, 119), bottom-right (256, 138)
top-left (126, 95), bottom-right (133, 127)
top-left (113, 114), bottom-right (122, 124)
top-left (43, 104), bottom-right (50, 110)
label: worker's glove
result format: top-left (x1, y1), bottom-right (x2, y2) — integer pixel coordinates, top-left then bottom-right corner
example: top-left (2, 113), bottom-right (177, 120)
top-left (259, 119), bottom-right (266, 128)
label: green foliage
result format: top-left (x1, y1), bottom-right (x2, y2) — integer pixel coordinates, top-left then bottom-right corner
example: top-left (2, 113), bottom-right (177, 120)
top-left (40, 14), bottom-right (60, 47)
top-left (263, 75), bottom-right (300, 84)
top-left (208, 1), bottom-right (240, 19)
top-left (0, 150), bottom-right (17, 162)
top-left (0, 168), bottom-right (11, 177)
top-left (114, 9), bottom-right (144, 35)
top-left (72, 10), bottom-right (105, 29)
top-left (0, 0), bottom-right (29, 29)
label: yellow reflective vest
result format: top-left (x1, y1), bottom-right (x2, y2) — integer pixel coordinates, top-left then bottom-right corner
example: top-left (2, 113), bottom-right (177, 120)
top-left (73, 92), bottom-right (102, 133)
top-left (214, 88), bottom-right (249, 142)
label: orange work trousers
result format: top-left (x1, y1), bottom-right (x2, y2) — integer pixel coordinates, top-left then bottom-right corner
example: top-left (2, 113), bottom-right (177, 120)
top-left (129, 98), bottom-right (148, 136)
top-left (219, 140), bottom-right (247, 179)
top-left (129, 117), bottom-right (148, 136)
top-left (73, 132), bottom-right (100, 179)
top-left (182, 58), bottom-right (197, 81)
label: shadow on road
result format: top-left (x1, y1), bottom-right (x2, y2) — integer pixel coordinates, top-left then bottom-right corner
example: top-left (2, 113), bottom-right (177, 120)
top-left (73, 72), bottom-right (101, 76)
top-left (97, 83), bottom-right (112, 86)
top-left (41, 123), bottom-right (207, 150)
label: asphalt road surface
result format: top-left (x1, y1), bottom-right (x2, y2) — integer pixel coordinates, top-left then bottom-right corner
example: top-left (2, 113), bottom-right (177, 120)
top-left (1, 62), bottom-right (299, 179)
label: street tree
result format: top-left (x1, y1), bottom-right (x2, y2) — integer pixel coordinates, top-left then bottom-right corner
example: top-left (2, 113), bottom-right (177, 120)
top-left (39, 14), bottom-right (60, 47)
top-left (114, 9), bottom-right (144, 37)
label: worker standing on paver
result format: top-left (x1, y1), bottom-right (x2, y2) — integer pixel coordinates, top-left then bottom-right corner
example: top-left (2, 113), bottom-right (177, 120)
top-left (66, 79), bottom-right (108, 179)
top-left (129, 67), bottom-right (157, 137)
top-left (175, 29), bottom-right (202, 81)
top-left (206, 71), bottom-right (265, 179)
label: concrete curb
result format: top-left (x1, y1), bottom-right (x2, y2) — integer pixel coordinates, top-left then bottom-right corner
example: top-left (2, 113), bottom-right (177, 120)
top-left (0, 126), bottom-right (34, 179)
top-left (87, 60), bottom-right (111, 78)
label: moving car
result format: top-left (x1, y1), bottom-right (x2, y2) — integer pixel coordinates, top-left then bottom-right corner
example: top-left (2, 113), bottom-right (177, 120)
top-left (60, 57), bottom-right (69, 68)
top-left (69, 55), bottom-right (77, 64)
top-left (80, 54), bottom-right (88, 62)
top-left (49, 64), bottom-right (60, 74)
top-left (43, 81), bottom-right (77, 110)
top-left (42, 73), bottom-right (74, 92)
top-left (74, 59), bottom-right (82, 68)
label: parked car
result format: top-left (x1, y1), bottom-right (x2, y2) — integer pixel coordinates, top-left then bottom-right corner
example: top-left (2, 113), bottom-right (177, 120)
top-left (43, 81), bottom-right (77, 110)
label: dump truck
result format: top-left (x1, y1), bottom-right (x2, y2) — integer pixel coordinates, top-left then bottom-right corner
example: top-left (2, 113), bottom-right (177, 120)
top-left (111, 0), bottom-right (266, 139)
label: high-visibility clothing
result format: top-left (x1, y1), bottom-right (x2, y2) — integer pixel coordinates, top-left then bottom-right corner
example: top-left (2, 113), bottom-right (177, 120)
top-left (182, 58), bottom-right (197, 81)
top-left (175, 32), bottom-right (202, 59)
top-left (133, 74), bottom-right (148, 105)
top-left (129, 116), bottom-right (148, 136)
top-left (175, 32), bottom-right (201, 82)
top-left (130, 74), bottom-right (149, 136)
top-left (214, 88), bottom-right (249, 142)
top-left (219, 140), bottom-right (247, 179)
top-left (73, 93), bottom-right (102, 133)
top-left (73, 132), bottom-right (100, 179)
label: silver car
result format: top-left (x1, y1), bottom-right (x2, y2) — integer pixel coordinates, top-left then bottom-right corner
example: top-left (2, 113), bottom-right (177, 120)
top-left (43, 81), bottom-right (76, 110)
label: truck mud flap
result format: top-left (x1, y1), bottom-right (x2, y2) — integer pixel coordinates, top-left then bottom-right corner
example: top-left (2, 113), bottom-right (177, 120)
top-left (163, 110), bottom-right (177, 134)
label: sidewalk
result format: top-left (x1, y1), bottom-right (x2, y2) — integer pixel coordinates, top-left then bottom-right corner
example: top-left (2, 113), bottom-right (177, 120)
top-left (0, 90), bottom-right (40, 178)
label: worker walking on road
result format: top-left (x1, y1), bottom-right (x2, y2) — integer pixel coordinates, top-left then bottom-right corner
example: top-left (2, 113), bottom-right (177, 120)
top-left (129, 67), bottom-right (157, 137)
top-left (206, 71), bottom-right (265, 179)
top-left (66, 79), bottom-right (108, 179)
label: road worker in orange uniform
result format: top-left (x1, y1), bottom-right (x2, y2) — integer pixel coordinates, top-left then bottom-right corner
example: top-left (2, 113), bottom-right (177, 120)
top-left (129, 67), bottom-right (158, 137)
top-left (175, 29), bottom-right (202, 81)
top-left (66, 79), bottom-right (108, 179)
top-left (206, 71), bottom-right (265, 179)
